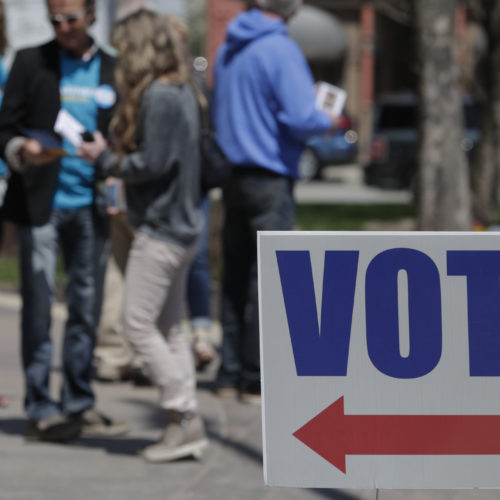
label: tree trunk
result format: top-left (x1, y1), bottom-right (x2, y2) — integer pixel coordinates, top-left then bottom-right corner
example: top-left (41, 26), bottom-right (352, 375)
top-left (469, 0), bottom-right (500, 226)
top-left (472, 106), bottom-right (496, 225)
top-left (415, 0), bottom-right (472, 230)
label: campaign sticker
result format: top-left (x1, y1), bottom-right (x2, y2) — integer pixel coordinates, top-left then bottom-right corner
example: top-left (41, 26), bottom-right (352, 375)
top-left (94, 84), bottom-right (116, 109)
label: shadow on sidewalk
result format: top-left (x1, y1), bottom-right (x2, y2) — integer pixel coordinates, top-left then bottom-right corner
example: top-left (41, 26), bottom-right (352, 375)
top-left (202, 428), bottom-right (359, 500)
top-left (73, 436), bottom-right (153, 456)
top-left (309, 490), bottom-right (361, 500)
top-left (0, 417), bottom-right (26, 435)
top-left (0, 417), bottom-right (362, 499)
top-left (0, 417), bottom-right (153, 455)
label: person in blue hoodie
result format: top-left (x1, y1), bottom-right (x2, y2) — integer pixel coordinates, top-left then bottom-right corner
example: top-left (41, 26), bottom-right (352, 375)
top-left (212, 0), bottom-right (337, 403)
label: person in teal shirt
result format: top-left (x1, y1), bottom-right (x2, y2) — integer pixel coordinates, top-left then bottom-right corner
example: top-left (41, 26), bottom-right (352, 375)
top-left (0, 0), bottom-right (125, 442)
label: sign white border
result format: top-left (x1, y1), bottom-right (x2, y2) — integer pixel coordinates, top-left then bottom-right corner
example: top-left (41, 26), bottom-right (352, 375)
top-left (259, 231), bottom-right (500, 489)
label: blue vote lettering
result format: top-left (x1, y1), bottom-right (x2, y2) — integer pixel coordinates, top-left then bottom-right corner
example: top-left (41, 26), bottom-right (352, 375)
top-left (276, 248), bottom-right (500, 379)
top-left (447, 251), bottom-right (500, 376)
top-left (365, 248), bottom-right (443, 378)
top-left (276, 250), bottom-right (359, 376)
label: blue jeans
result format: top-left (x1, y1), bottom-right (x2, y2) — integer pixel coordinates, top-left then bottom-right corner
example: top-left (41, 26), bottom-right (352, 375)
top-left (217, 168), bottom-right (295, 391)
top-left (93, 213), bottom-right (110, 329)
top-left (18, 207), bottom-right (96, 421)
top-left (187, 196), bottom-right (212, 331)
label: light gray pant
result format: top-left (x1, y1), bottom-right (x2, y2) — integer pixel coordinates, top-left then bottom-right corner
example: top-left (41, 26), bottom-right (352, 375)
top-left (123, 231), bottom-right (199, 413)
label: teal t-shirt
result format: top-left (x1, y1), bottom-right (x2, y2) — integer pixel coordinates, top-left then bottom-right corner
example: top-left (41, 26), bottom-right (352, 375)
top-left (52, 50), bottom-right (101, 210)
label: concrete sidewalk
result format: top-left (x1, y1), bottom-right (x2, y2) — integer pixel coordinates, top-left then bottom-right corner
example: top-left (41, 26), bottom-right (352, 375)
top-left (0, 293), bottom-right (498, 500)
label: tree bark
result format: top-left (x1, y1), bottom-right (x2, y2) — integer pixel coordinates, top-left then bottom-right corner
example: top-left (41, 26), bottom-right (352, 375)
top-left (469, 0), bottom-right (500, 226)
top-left (415, 0), bottom-right (472, 230)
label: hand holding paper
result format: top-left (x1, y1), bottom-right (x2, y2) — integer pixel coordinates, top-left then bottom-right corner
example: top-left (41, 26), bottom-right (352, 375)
top-left (54, 109), bottom-right (86, 148)
top-left (77, 130), bottom-right (108, 163)
top-left (20, 138), bottom-right (60, 166)
top-left (315, 81), bottom-right (347, 117)
top-left (22, 128), bottom-right (66, 160)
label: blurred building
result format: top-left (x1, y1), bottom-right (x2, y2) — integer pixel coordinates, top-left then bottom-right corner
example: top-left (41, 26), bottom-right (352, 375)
top-left (2, 0), bottom-right (186, 65)
top-left (113, 0), bottom-right (185, 21)
top-left (2, 0), bottom-right (115, 64)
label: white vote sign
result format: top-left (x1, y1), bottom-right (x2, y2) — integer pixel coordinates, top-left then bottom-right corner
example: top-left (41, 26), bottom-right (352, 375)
top-left (258, 231), bottom-right (500, 489)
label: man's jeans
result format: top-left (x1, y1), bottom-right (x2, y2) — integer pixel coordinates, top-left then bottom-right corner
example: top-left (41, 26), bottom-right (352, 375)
top-left (217, 168), bottom-right (295, 391)
top-left (187, 196), bottom-right (212, 331)
top-left (18, 207), bottom-right (96, 421)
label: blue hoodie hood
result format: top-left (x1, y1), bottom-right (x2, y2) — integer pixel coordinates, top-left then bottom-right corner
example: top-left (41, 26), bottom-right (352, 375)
top-left (213, 9), bottom-right (332, 178)
top-left (224, 8), bottom-right (287, 56)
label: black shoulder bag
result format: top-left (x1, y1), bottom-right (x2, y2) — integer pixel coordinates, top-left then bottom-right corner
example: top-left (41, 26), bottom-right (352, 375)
top-left (188, 76), bottom-right (231, 193)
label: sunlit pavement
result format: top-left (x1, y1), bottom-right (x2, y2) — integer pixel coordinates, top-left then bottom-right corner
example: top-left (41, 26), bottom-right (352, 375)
top-left (0, 294), bottom-right (374, 500)
top-left (294, 164), bottom-right (412, 205)
top-left (0, 278), bottom-right (499, 498)
top-left (208, 164), bottom-right (412, 206)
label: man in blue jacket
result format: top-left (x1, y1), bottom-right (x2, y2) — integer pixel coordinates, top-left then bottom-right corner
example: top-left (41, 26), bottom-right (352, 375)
top-left (0, 0), bottom-right (126, 441)
top-left (212, 0), bottom-right (337, 403)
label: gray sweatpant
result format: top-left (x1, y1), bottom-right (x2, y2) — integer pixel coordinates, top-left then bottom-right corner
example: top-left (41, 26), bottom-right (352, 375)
top-left (123, 231), bottom-right (199, 413)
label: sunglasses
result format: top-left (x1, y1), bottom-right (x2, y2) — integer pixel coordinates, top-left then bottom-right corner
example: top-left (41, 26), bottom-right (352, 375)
top-left (49, 9), bottom-right (86, 26)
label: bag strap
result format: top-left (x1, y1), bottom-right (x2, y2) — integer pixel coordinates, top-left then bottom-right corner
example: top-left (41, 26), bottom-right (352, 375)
top-left (187, 75), bottom-right (210, 130)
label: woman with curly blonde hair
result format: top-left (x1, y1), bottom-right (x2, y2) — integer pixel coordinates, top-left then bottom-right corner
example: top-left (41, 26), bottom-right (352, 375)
top-left (110, 9), bottom-right (187, 154)
top-left (79, 9), bottom-right (207, 463)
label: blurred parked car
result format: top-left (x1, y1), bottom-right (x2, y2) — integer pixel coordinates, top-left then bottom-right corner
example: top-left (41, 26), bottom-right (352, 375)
top-left (363, 93), bottom-right (480, 189)
top-left (299, 113), bottom-right (358, 181)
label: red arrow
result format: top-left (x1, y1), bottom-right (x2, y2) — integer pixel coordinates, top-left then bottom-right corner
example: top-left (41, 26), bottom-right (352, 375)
top-left (293, 396), bottom-right (500, 474)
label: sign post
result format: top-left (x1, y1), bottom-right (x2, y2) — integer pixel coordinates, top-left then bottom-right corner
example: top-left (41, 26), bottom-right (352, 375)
top-left (258, 231), bottom-right (500, 489)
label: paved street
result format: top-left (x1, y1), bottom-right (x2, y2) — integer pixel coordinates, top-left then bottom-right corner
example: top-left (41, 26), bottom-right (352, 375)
top-left (209, 165), bottom-right (413, 205)
top-left (0, 172), bottom-right (493, 500)
top-left (294, 165), bottom-right (412, 205)
top-left (0, 294), bottom-right (372, 500)
top-left (2, 293), bottom-right (500, 499)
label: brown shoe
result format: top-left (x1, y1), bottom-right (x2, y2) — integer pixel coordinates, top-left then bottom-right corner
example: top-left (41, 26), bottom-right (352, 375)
top-left (142, 410), bottom-right (209, 463)
top-left (240, 390), bottom-right (261, 406)
top-left (95, 363), bottom-right (129, 383)
top-left (216, 386), bottom-right (239, 399)
top-left (72, 408), bottom-right (129, 437)
top-left (25, 414), bottom-right (81, 443)
top-left (239, 381), bottom-right (261, 405)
